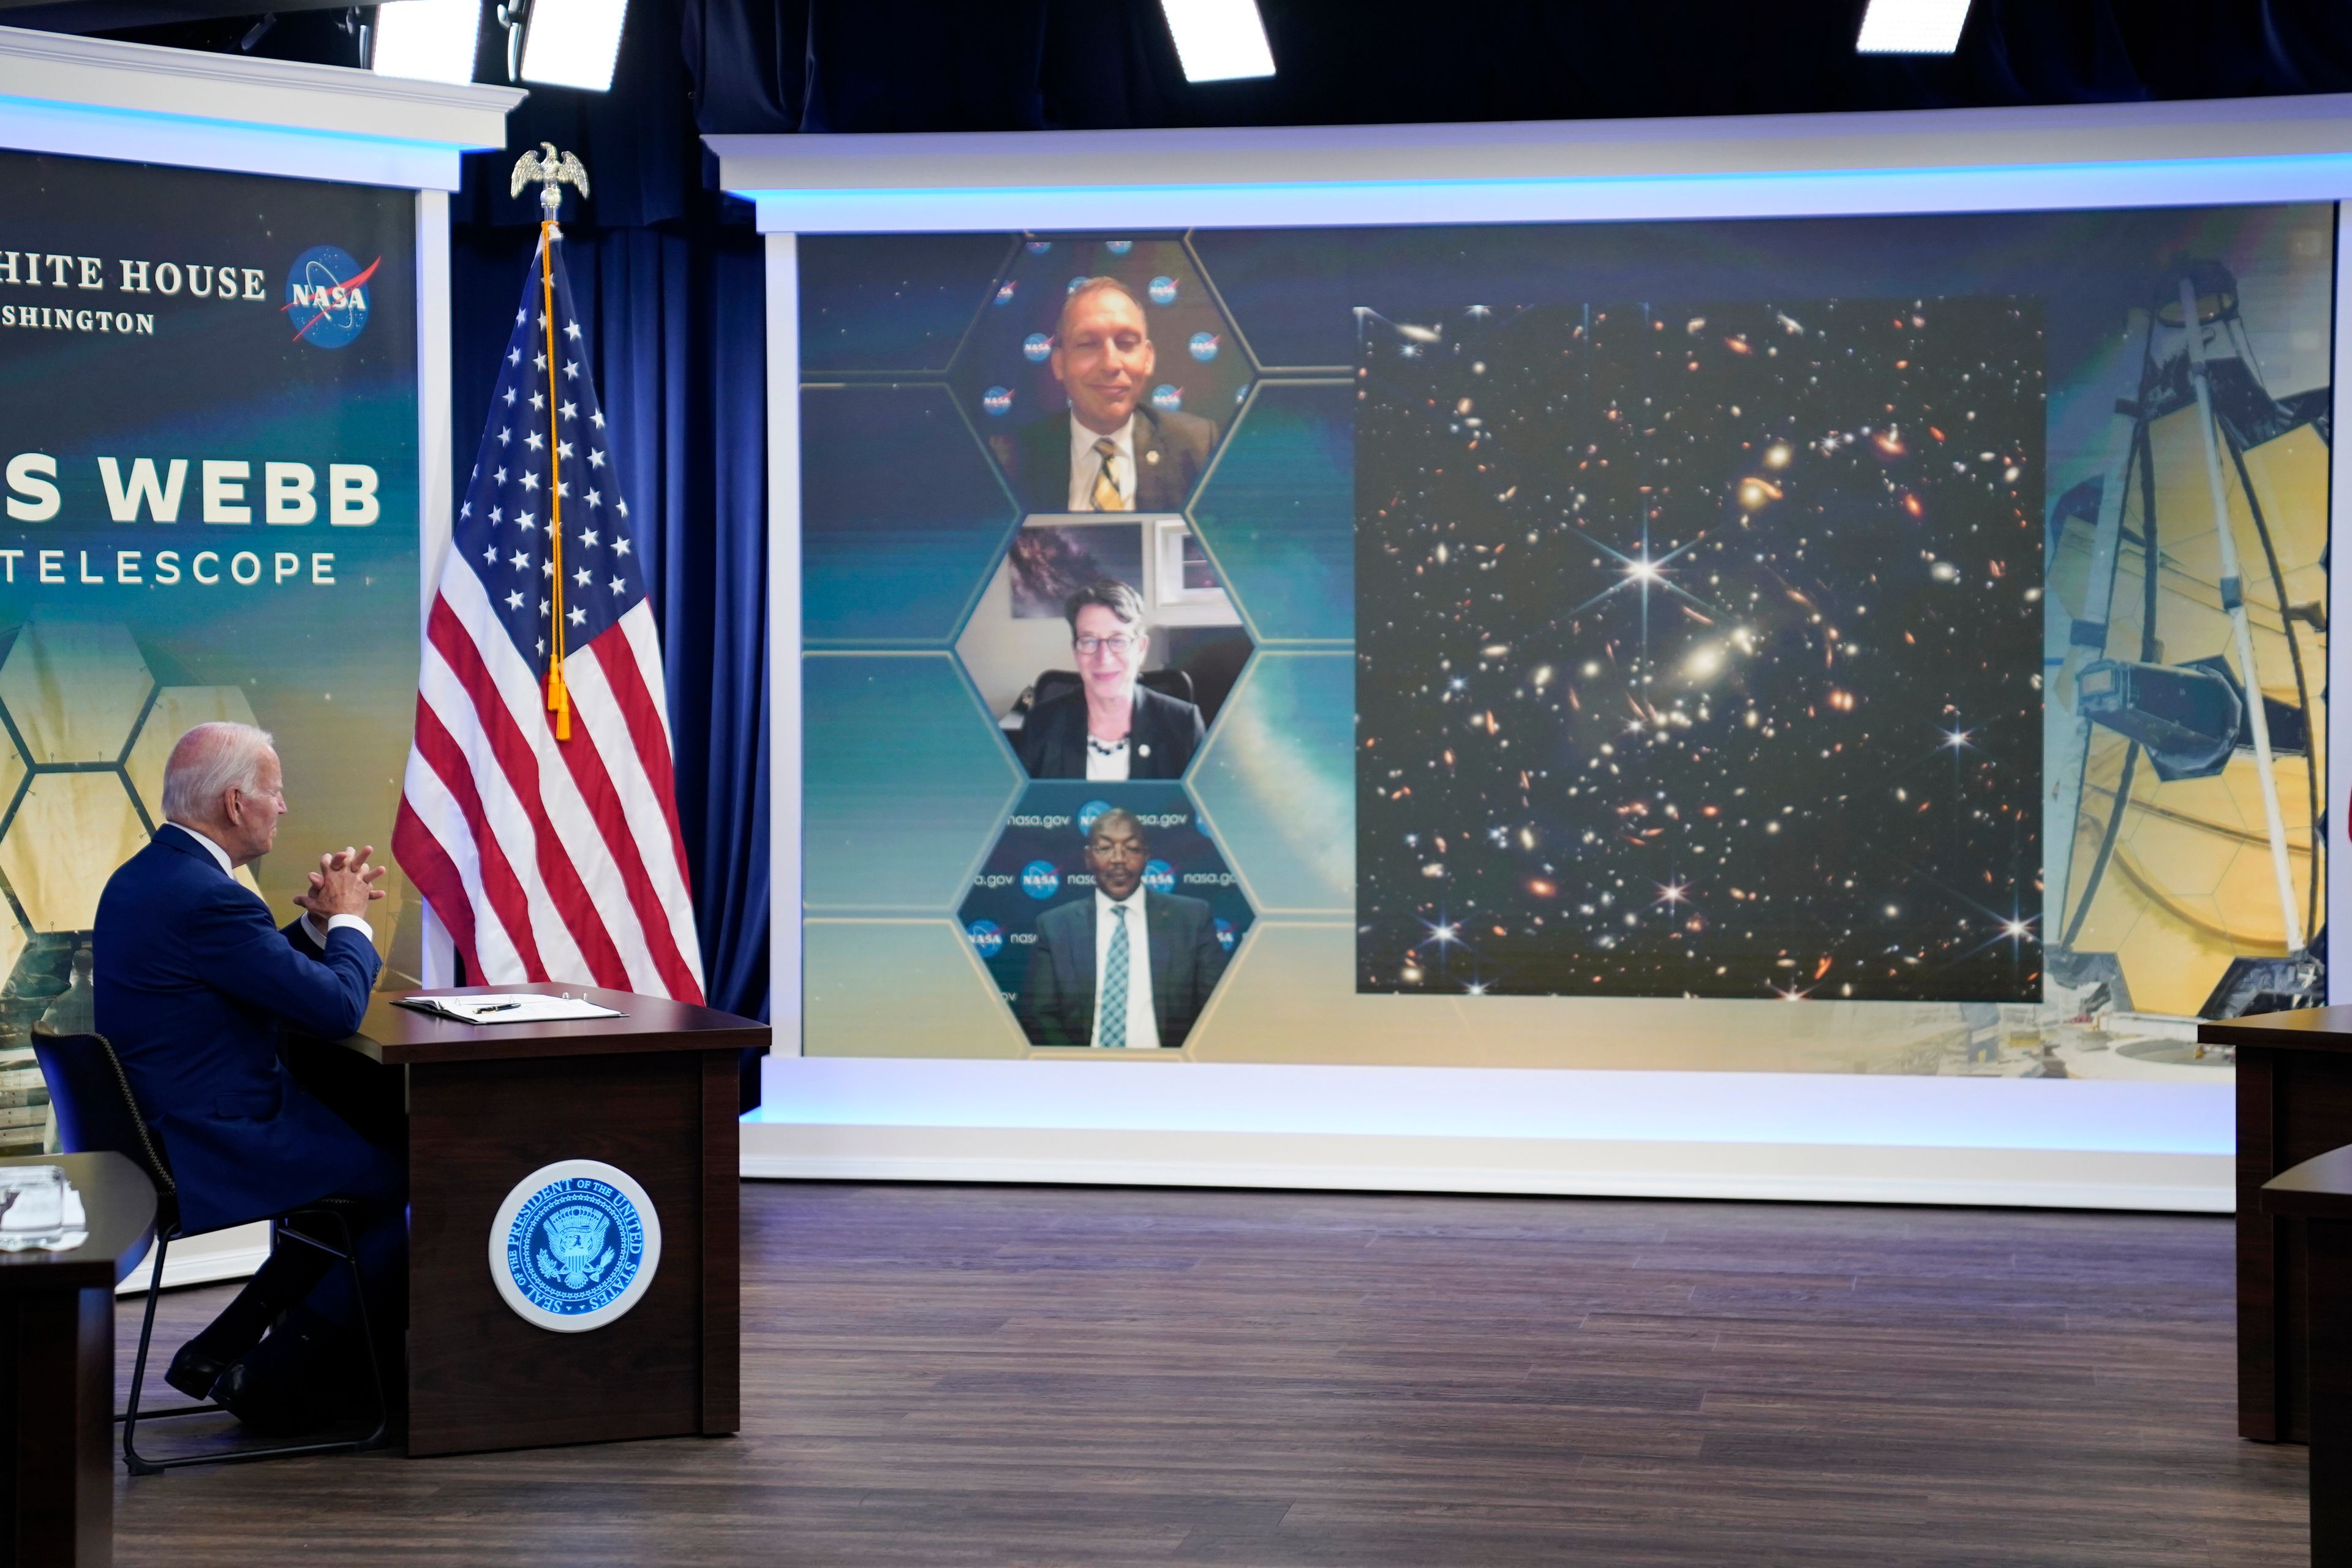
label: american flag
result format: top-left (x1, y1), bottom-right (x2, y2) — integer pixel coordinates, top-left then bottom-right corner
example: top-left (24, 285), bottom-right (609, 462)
top-left (392, 232), bottom-right (706, 1003)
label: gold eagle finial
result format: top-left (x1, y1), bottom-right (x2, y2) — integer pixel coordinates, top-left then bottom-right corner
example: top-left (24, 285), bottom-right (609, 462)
top-left (510, 142), bottom-right (590, 219)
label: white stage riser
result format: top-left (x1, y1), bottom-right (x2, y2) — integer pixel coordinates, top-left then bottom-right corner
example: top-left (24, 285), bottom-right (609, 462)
top-left (741, 1125), bottom-right (2230, 1214)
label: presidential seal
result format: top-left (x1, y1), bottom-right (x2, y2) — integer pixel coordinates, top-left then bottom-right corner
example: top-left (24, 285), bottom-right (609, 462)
top-left (486, 1159), bottom-right (663, 1333)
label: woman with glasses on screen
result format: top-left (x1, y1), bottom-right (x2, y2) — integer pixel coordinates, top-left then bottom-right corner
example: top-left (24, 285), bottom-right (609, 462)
top-left (1017, 578), bottom-right (1205, 780)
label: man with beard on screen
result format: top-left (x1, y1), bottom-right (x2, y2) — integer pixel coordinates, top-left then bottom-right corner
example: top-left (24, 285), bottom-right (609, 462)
top-left (994, 277), bottom-right (1216, 513)
top-left (1019, 807), bottom-right (1227, 1049)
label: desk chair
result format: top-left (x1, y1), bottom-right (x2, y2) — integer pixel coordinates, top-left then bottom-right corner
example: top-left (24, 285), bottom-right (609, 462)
top-left (30, 1028), bottom-right (388, 1472)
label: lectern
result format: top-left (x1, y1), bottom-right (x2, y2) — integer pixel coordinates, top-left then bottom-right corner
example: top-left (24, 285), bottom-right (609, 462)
top-left (336, 984), bottom-right (767, 1457)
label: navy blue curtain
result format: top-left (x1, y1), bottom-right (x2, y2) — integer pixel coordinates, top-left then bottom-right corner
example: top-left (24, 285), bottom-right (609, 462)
top-left (451, 179), bottom-right (771, 1105)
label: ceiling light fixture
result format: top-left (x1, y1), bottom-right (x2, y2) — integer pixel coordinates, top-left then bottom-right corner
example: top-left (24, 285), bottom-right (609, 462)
top-left (1159, 0), bottom-right (1276, 82)
top-left (500, 0), bottom-right (629, 91)
top-left (371, 0), bottom-right (483, 84)
top-left (1855, 0), bottom-right (1972, 54)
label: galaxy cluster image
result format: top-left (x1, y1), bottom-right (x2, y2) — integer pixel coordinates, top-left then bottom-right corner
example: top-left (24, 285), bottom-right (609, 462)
top-left (1356, 300), bottom-right (2046, 1001)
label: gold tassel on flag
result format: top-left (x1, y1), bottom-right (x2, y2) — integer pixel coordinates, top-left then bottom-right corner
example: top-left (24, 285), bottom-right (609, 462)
top-left (539, 216), bottom-right (570, 741)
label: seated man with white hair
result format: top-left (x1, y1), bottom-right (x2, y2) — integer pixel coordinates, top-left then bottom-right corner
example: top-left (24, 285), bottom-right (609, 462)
top-left (94, 720), bottom-right (401, 1434)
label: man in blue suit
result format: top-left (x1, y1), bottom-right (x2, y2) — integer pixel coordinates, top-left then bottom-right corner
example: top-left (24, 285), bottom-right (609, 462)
top-left (94, 720), bottom-right (395, 1432)
top-left (1018, 807), bottom-right (1228, 1049)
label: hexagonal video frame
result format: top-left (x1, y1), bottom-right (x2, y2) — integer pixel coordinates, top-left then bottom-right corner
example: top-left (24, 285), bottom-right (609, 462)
top-left (957, 514), bottom-right (1254, 783)
top-left (959, 782), bottom-right (1253, 1051)
top-left (954, 235), bottom-right (1253, 518)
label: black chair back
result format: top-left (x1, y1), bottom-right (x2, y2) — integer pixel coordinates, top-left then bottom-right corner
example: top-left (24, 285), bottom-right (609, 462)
top-left (1137, 668), bottom-right (1195, 706)
top-left (31, 1028), bottom-right (178, 1232)
top-left (1033, 668), bottom-right (1194, 709)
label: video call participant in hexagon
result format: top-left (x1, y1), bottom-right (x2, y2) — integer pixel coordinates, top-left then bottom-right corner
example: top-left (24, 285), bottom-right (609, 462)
top-left (1020, 807), bottom-right (1227, 1049)
top-left (1017, 579), bottom-right (1204, 780)
top-left (992, 276), bottom-right (1218, 513)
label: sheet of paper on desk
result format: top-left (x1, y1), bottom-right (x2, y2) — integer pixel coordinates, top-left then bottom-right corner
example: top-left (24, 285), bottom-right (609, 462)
top-left (393, 993), bottom-right (627, 1024)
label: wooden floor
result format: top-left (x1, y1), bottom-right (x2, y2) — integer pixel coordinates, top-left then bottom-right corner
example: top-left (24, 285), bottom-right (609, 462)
top-left (113, 1182), bottom-right (2303, 1566)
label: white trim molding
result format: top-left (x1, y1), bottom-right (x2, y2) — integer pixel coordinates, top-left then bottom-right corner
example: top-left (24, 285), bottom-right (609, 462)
top-left (0, 24), bottom-right (524, 190)
top-left (743, 1124), bottom-right (2229, 1214)
top-left (766, 233), bottom-right (804, 1057)
top-left (713, 95), bottom-right (2352, 233)
top-left (749, 1060), bottom-right (2235, 1213)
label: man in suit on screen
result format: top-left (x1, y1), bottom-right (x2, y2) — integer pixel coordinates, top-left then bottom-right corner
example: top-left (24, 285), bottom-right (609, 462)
top-left (993, 276), bottom-right (1218, 514)
top-left (1019, 807), bottom-right (1229, 1049)
top-left (93, 720), bottom-right (400, 1433)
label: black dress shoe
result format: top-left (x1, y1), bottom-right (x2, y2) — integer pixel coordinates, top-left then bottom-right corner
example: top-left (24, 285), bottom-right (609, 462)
top-left (209, 1357), bottom-right (336, 1436)
top-left (164, 1341), bottom-right (233, 1403)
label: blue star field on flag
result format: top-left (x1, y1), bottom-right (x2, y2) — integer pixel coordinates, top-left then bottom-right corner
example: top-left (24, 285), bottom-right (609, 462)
top-left (455, 235), bottom-right (643, 672)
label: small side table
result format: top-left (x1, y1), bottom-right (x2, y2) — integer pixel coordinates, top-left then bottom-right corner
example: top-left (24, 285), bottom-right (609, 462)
top-left (0, 1151), bottom-right (157, 1568)
top-left (2260, 1144), bottom-right (2352, 1566)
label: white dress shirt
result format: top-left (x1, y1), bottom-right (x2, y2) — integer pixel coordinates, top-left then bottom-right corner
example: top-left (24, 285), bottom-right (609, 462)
top-left (1066, 413), bottom-right (1136, 511)
top-left (1084, 735), bottom-right (1131, 782)
top-left (160, 821), bottom-right (372, 947)
top-left (1090, 888), bottom-right (1159, 1050)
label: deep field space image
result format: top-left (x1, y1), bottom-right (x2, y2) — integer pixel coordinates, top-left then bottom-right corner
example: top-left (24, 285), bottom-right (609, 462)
top-left (1355, 300), bottom-right (2045, 1001)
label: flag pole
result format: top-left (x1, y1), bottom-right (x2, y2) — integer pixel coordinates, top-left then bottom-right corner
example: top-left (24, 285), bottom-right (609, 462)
top-left (540, 214), bottom-right (568, 739)
top-left (511, 141), bottom-right (591, 742)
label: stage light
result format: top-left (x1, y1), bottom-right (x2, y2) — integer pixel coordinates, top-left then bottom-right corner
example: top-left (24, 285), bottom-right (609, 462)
top-left (371, 0), bottom-right (482, 84)
top-left (1855, 0), bottom-right (1971, 54)
top-left (1159, 0), bottom-right (1275, 82)
top-left (507, 0), bottom-right (629, 91)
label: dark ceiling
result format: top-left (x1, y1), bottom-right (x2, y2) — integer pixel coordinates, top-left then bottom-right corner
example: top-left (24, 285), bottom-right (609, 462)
top-left (28, 0), bottom-right (2352, 233)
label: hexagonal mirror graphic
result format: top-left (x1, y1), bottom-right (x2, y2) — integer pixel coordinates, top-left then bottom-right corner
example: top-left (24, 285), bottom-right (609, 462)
top-left (0, 771), bottom-right (145, 933)
top-left (0, 620), bottom-right (154, 765)
top-left (958, 782), bottom-right (1253, 1051)
top-left (954, 236), bottom-right (1253, 517)
top-left (956, 515), bottom-right (1254, 781)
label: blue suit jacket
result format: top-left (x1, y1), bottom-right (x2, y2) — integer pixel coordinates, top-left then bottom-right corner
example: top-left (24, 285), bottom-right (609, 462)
top-left (93, 827), bottom-right (383, 1235)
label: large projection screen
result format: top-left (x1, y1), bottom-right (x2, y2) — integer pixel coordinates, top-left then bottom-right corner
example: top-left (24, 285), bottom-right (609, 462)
top-left (726, 104), bottom-right (2352, 1208)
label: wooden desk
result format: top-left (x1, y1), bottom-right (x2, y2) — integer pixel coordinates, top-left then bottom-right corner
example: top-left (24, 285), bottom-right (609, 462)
top-left (2260, 1145), bottom-right (2352, 1564)
top-left (2198, 1005), bottom-right (2352, 1442)
top-left (340, 984), bottom-right (767, 1458)
top-left (0, 1152), bottom-right (156, 1568)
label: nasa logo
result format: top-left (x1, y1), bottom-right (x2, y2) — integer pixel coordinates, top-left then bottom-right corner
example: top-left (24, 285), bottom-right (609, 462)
top-left (1214, 916), bottom-right (1237, 954)
top-left (1022, 332), bottom-right (1054, 363)
top-left (1025, 240), bottom-right (1054, 255)
top-left (488, 1159), bottom-right (662, 1333)
top-left (1104, 239), bottom-right (1134, 255)
top-left (1076, 799), bottom-right (1113, 835)
top-left (1150, 384), bottom-right (1183, 413)
top-left (1142, 858), bottom-right (1175, 895)
top-left (967, 919), bottom-right (1005, 959)
top-left (1147, 275), bottom-right (1178, 306)
top-left (1188, 331), bottom-right (1219, 362)
top-left (993, 281), bottom-right (1017, 307)
top-left (1020, 859), bottom-right (1061, 899)
top-left (283, 245), bottom-right (377, 349)
top-left (982, 386), bottom-right (1015, 417)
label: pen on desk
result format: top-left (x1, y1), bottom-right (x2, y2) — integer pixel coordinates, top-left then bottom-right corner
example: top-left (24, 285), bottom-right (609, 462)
top-left (473, 1002), bottom-right (521, 1014)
